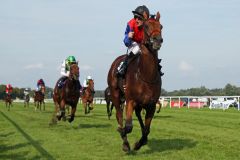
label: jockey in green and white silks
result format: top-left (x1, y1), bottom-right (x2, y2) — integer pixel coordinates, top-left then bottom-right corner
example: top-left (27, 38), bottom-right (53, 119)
top-left (58, 56), bottom-right (82, 90)
top-left (24, 88), bottom-right (30, 96)
top-left (82, 75), bottom-right (95, 95)
top-left (60, 56), bottom-right (76, 77)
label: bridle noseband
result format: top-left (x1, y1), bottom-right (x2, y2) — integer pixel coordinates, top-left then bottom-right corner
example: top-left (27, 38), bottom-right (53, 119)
top-left (143, 19), bottom-right (163, 52)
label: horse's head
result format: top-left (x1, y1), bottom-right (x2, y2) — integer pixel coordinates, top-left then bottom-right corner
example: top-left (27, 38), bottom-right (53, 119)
top-left (143, 12), bottom-right (163, 52)
top-left (88, 79), bottom-right (94, 92)
top-left (40, 86), bottom-right (45, 94)
top-left (69, 64), bottom-right (79, 80)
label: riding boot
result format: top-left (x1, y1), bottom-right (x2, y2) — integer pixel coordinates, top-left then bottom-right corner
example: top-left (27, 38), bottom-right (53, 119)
top-left (117, 53), bottom-right (134, 78)
top-left (58, 76), bottom-right (68, 89)
top-left (158, 59), bottom-right (164, 76)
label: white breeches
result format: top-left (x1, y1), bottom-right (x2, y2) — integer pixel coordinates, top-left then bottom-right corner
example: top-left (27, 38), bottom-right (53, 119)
top-left (127, 42), bottom-right (140, 55)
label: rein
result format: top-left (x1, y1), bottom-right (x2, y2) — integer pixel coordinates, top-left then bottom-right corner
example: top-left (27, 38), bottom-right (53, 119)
top-left (137, 19), bottom-right (161, 84)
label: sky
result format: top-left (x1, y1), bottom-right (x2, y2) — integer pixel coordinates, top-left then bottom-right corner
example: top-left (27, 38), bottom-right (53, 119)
top-left (0, 0), bottom-right (240, 91)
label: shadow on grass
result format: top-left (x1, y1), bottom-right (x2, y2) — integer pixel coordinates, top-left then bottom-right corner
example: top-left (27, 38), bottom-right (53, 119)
top-left (0, 132), bottom-right (14, 137)
top-left (0, 132), bottom-right (31, 159)
top-left (0, 151), bottom-right (29, 160)
top-left (76, 123), bottom-right (112, 129)
top-left (153, 115), bottom-right (173, 119)
top-left (144, 138), bottom-right (197, 154)
top-left (0, 111), bottom-right (55, 160)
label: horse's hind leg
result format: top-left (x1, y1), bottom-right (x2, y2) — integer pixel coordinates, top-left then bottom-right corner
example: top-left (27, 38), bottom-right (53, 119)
top-left (134, 104), bottom-right (156, 151)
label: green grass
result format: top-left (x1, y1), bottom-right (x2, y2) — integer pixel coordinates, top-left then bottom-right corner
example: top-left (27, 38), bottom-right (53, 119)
top-left (0, 101), bottom-right (240, 160)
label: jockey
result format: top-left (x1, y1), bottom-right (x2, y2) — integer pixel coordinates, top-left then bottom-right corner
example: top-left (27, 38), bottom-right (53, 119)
top-left (24, 88), bottom-right (30, 96)
top-left (58, 56), bottom-right (82, 89)
top-left (6, 84), bottom-right (13, 95)
top-left (37, 78), bottom-right (45, 91)
top-left (82, 75), bottom-right (94, 94)
top-left (117, 5), bottom-right (164, 77)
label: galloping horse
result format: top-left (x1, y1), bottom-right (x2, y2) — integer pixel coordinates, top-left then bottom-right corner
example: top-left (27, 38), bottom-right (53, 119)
top-left (104, 86), bottom-right (114, 119)
top-left (5, 94), bottom-right (12, 111)
top-left (107, 12), bottom-right (163, 152)
top-left (81, 79), bottom-right (95, 114)
top-left (51, 64), bottom-right (80, 124)
top-left (34, 87), bottom-right (45, 111)
top-left (24, 94), bottom-right (30, 108)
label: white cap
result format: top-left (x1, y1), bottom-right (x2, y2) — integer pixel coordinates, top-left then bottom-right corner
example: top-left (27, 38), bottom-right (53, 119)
top-left (87, 75), bottom-right (92, 79)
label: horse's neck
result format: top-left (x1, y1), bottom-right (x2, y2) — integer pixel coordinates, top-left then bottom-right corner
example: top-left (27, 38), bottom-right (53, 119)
top-left (139, 45), bottom-right (159, 78)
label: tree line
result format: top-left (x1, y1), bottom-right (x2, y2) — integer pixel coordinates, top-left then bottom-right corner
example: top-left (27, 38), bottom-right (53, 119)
top-left (1, 83), bottom-right (240, 100)
top-left (0, 85), bottom-right (53, 100)
top-left (161, 83), bottom-right (240, 96)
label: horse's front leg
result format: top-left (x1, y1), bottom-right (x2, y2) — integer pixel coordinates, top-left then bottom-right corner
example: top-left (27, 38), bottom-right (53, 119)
top-left (57, 100), bottom-right (66, 121)
top-left (68, 105), bottom-right (76, 123)
top-left (83, 102), bottom-right (87, 114)
top-left (106, 101), bottom-right (110, 119)
top-left (120, 100), bottom-right (135, 152)
top-left (134, 103), bottom-right (156, 151)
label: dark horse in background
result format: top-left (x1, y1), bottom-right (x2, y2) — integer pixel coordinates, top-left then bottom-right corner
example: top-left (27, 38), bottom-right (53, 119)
top-left (24, 94), bottom-right (30, 108)
top-left (34, 86), bottom-right (45, 111)
top-left (104, 86), bottom-right (114, 119)
top-left (5, 94), bottom-right (13, 111)
top-left (108, 12), bottom-right (163, 152)
top-left (104, 86), bottom-right (125, 120)
top-left (51, 64), bottom-right (80, 124)
top-left (81, 79), bottom-right (95, 114)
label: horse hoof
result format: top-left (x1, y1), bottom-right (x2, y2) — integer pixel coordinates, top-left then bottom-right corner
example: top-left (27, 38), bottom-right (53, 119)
top-left (62, 116), bottom-right (67, 121)
top-left (133, 142), bottom-right (141, 151)
top-left (134, 139), bottom-right (147, 151)
top-left (56, 116), bottom-right (61, 121)
top-left (122, 142), bottom-right (131, 152)
top-left (68, 117), bottom-right (74, 123)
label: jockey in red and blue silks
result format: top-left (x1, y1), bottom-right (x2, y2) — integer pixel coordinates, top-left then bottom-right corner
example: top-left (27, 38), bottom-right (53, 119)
top-left (117, 5), bottom-right (149, 77)
top-left (6, 84), bottom-right (13, 95)
top-left (117, 5), bottom-right (164, 77)
top-left (37, 78), bottom-right (45, 91)
top-left (123, 19), bottom-right (144, 48)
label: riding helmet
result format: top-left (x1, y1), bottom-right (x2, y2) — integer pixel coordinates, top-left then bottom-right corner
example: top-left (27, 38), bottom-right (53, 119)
top-left (87, 75), bottom-right (92, 80)
top-left (132, 5), bottom-right (149, 19)
top-left (67, 56), bottom-right (76, 63)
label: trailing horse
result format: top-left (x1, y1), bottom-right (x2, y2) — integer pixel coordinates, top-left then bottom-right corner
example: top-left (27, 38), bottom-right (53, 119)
top-left (104, 86), bottom-right (114, 119)
top-left (5, 94), bottom-right (12, 111)
top-left (51, 64), bottom-right (80, 124)
top-left (34, 87), bottom-right (45, 111)
top-left (24, 94), bottom-right (30, 108)
top-left (108, 12), bottom-right (163, 152)
top-left (81, 79), bottom-right (95, 114)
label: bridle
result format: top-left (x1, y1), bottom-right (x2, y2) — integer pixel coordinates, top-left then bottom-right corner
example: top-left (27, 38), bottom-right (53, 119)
top-left (143, 19), bottom-right (163, 52)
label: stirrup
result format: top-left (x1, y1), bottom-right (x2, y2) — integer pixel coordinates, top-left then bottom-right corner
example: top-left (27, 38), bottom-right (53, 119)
top-left (123, 84), bottom-right (126, 91)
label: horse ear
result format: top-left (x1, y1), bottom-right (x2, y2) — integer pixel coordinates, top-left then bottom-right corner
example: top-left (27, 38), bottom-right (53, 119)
top-left (143, 11), bottom-right (148, 21)
top-left (156, 12), bottom-right (160, 21)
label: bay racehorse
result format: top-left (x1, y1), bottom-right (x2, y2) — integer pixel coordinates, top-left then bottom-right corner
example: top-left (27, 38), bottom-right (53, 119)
top-left (51, 63), bottom-right (80, 124)
top-left (81, 79), bottom-right (95, 114)
top-left (34, 86), bottom-right (45, 111)
top-left (24, 94), bottom-right (30, 108)
top-left (107, 12), bottom-right (163, 152)
top-left (5, 94), bottom-right (12, 111)
top-left (104, 86), bottom-right (114, 119)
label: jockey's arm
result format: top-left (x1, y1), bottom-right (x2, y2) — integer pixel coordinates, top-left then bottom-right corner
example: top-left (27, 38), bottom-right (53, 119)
top-left (123, 25), bottom-right (133, 47)
top-left (60, 60), bottom-right (70, 77)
